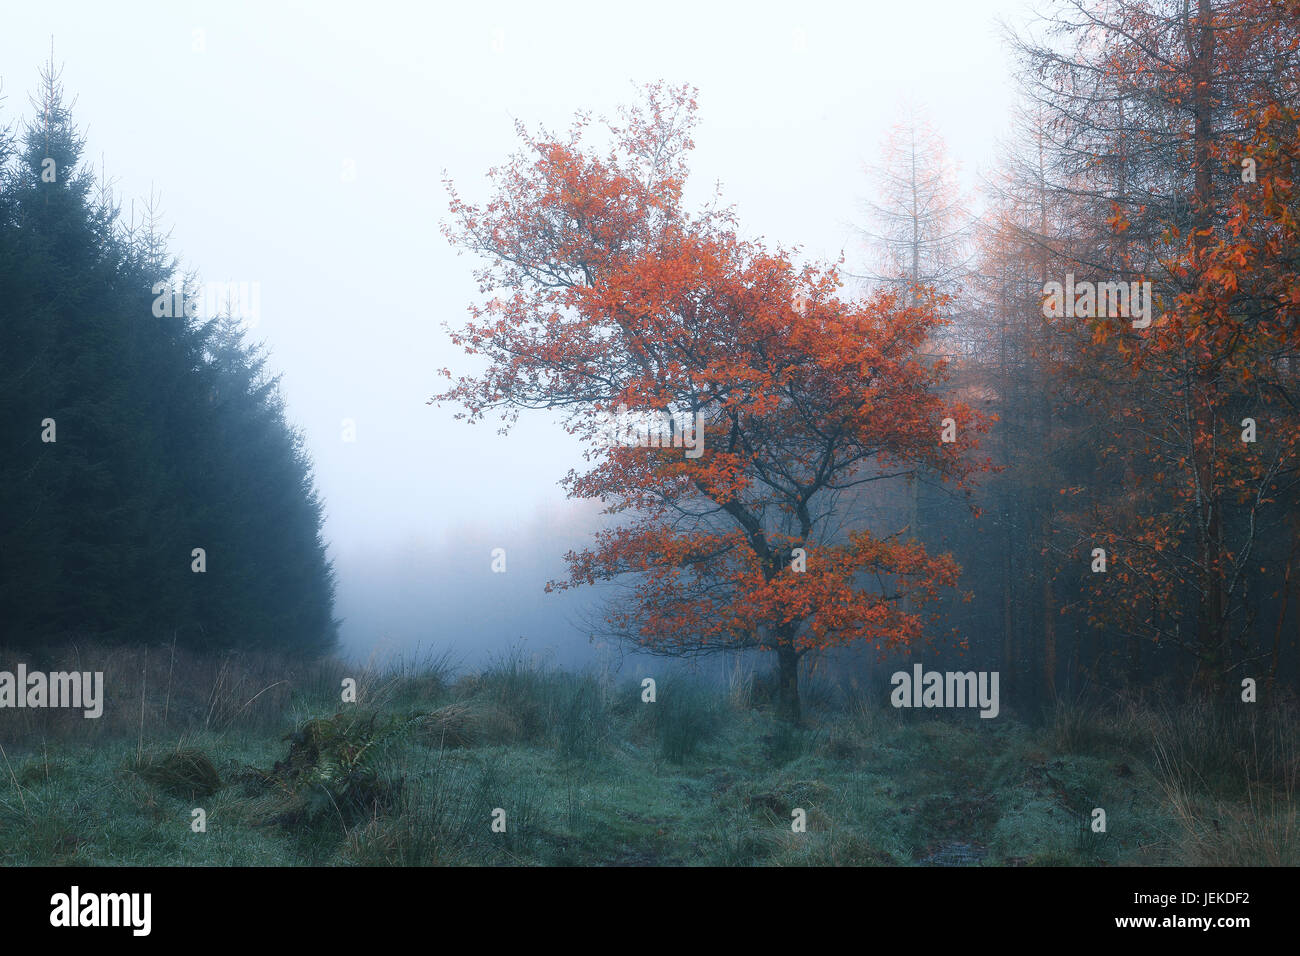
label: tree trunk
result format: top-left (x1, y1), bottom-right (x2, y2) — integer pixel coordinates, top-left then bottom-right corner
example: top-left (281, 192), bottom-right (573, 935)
top-left (1267, 520), bottom-right (1296, 691)
top-left (903, 474), bottom-right (919, 616)
top-left (1002, 502), bottom-right (1015, 694)
top-left (777, 645), bottom-right (801, 725)
top-left (1193, 390), bottom-right (1226, 695)
top-left (1043, 562), bottom-right (1057, 701)
top-left (1189, 0), bottom-right (1224, 696)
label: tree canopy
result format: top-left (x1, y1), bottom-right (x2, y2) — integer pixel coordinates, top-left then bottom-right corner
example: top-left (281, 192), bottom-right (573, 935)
top-left (435, 84), bottom-right (992, 721)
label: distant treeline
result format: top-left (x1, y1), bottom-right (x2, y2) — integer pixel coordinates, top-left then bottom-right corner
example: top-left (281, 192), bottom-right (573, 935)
top-left (0, 61), bottom-right (337, 655)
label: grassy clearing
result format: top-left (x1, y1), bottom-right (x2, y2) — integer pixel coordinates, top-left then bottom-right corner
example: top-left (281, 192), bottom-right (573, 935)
top-left (0, 645), bottom-right (1294, 866)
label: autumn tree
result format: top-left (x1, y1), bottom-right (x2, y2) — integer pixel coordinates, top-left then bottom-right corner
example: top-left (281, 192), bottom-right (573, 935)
top-left (434, 85), bottom-right (992, 722)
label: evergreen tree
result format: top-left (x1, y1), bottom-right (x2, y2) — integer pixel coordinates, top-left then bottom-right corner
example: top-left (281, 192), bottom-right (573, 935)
top-left (0, 57), bottom-right (337, 655)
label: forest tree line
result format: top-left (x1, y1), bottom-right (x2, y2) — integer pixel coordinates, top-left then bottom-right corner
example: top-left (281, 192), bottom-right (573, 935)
top-left (862, 0), bottom-right (1300, 708)
top-left (0, 61), bottom-right (337, 655)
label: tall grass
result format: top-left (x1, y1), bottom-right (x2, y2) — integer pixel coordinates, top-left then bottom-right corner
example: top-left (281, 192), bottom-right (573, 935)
top-left (1149, 697), bottom-right (1299, 865)
top-left (0, 642), bottom-right (349, 743)
top-left (652, 679), bottom-right (717, 763)
top-left (3, 640), bottom-right (1297, 867)
top-left (1043, 691), bottom-right (1139, 755)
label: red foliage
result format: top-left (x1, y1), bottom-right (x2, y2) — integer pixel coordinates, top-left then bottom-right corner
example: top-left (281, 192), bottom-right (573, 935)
top-left (433, 84), bottom-right (992, 674)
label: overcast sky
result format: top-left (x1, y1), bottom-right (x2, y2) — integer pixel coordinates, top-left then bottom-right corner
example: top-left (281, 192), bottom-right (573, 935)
top-left (2, 0), bottom-right (1035, 667)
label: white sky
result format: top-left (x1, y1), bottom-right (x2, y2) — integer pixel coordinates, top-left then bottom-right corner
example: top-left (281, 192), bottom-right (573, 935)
top-left (2, 0), bottom-right (1036, 663)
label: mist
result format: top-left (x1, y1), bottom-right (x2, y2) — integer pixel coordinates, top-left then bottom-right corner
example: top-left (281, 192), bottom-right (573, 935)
top-left (0, 0), bottom-right (1022, 672)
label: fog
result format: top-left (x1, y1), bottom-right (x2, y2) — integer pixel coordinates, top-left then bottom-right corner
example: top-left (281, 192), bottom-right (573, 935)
top-left (2, 0), bottom-right (1027, 668)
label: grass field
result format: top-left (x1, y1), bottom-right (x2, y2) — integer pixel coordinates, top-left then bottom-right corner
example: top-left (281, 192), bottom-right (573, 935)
top-left (0, 646), bottom-right (1294, 866)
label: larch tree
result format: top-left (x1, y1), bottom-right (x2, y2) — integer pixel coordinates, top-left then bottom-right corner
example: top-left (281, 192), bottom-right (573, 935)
top-left (854, 112), bottom-right (973, 310)
top-left (852, 112), bottom-right (975, 569)
top-left (433, 85), bottom-right (992, 723)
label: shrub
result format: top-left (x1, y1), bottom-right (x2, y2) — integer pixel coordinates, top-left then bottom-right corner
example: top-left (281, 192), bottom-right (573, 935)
top-left (261, 710), bottom-right (408, 829)
top-left (132, 748), bottom-right (221, 799)
top-left (416, 700), bottom-right (523, 749)
top-left (462, 649), bottom-right (552, 743)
